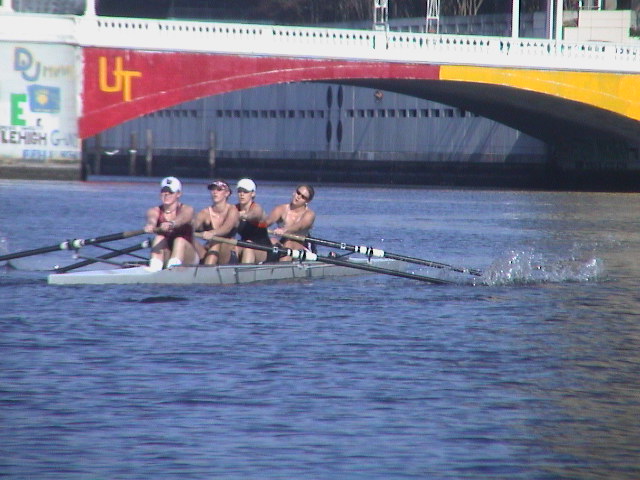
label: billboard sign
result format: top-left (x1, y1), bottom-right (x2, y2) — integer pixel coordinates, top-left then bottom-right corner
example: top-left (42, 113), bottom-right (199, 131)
top-left (0, 43), bottom-right (80, 162)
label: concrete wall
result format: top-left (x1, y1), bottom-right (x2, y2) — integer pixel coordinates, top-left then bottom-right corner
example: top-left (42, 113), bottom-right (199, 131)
top-left (564, 10), bottom-right (639, 42)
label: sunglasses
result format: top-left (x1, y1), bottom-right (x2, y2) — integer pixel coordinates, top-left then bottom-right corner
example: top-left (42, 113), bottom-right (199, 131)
top-left (295, 189), bottom-right (309, 201)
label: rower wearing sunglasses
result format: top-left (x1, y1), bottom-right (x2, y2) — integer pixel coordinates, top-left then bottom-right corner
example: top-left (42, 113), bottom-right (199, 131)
top-left (265, 184), bottom-right (316, 261)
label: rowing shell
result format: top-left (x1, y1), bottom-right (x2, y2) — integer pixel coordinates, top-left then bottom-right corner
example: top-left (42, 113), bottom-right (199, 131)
top-left (47, 258), bottom-right (404, 286)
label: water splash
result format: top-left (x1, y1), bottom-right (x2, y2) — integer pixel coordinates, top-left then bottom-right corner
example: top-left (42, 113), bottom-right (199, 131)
top-left (480, 249), bottom-right (603, 286)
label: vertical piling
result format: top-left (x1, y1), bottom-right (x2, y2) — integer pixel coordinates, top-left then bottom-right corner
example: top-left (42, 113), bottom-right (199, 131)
top-left (208, 130), bottom-right (216, 178)
top-left (129, 131), bottom-right (137, 176)
top-left (145, 129), bottom-right (153, 176)
top-left (94, 133), bottom-right (102, 175)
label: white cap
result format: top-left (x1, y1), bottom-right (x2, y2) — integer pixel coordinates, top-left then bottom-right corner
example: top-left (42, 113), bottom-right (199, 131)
top-left (236, 178), bottom-right (256, 192)
top-left (160, 176), bottom-right (182, 193)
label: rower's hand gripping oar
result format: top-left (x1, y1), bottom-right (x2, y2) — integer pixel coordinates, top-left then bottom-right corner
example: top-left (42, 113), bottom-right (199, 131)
top-left (197, 233), bottom-right (454, 285)
top-left (0, 229), bottom-right (145, 263)
top-left (272, 231), bottom-right (483, 277)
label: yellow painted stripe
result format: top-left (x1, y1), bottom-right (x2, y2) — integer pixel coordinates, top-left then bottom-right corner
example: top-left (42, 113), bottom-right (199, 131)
top-left (441, 65), bottom-right (640, 121)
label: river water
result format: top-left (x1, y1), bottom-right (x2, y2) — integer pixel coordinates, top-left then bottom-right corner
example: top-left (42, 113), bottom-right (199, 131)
top-left (1, 177), bottom-right (639, 479)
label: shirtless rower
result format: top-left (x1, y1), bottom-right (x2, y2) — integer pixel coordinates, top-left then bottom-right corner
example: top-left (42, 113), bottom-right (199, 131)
top-left (193, 179), bottom-right (240, 265)
top-left (265, 184), bottom-right (316, 261)
top-left (144, 176), bottom-right (199, 271)
top-left (234, 178), bottom-right (274, 264)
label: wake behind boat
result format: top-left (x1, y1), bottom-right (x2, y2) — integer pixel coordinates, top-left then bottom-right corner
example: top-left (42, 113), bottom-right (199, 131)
top-left (47, 258), bottom-right (405, 286)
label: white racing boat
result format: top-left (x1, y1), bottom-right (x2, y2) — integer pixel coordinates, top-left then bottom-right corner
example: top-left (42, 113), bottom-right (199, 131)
top-left (2, 228), bottom-right (461, 286)
top-left (47, 257), bottom-right (405, 286)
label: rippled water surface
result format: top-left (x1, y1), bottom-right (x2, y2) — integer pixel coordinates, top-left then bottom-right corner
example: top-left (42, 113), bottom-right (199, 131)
top-left (1, 178), bottom-right (640, 479)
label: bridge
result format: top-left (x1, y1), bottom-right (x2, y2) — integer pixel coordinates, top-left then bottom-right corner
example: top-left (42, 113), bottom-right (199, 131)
top-left (1, 5), bottom-right (639, 181)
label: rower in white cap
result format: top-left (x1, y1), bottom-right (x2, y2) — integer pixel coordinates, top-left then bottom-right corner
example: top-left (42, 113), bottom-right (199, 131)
top-left (143, 176), bottom-right (200, 271)
top-left (234, 178), bottom-right (274, 264)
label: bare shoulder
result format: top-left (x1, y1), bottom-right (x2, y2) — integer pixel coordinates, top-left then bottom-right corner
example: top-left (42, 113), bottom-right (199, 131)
top-left (146, 205), bottom-right (160, 217)
top-left (226, 203), bottom-right (240, 218)
top-left (251, 201), bottom-right (266, 218)
top-left (196, 206), bottom-right (209, 217)
top-left (271, 203), bottom-right (287, 215)
top-left (180, 203), bottom-right (195, 215)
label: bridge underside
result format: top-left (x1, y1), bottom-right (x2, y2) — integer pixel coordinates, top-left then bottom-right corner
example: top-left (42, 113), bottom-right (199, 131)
top-left (343, 79), bottom-right (639, 145)
top-left (340, 78), bottom-right (640, 168)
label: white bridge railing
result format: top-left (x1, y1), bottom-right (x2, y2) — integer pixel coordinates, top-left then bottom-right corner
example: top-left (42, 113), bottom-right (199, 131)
top-left (0, 11), bottom-right (638, 73)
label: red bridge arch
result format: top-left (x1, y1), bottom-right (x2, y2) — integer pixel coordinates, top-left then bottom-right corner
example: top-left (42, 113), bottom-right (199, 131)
top-left (81, 47), bottom-right (440, 139)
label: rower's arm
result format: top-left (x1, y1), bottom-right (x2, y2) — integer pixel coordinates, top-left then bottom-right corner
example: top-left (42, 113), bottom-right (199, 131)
top-left (243, 203), bottom-right (265, 223)
top-left (286, 210), bottom-right (316, 235)
top-left (215, 207), bottom-right (240, 237)
top-left (264, 204), bottom-right (284, 227)
top-left (192, 209), bottom-right (207, 232)
top-left (173, 204), bottom-right (194, 229)
top-left (144, 207), bottom-right (159, 234)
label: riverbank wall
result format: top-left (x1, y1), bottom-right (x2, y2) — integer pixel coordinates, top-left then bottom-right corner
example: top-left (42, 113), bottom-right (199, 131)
top-left (84, 149), bottom-right (640, 192)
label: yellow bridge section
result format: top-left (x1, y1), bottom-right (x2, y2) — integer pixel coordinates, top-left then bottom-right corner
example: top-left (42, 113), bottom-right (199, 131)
top-left (441, 65), bottom-right (640, 123)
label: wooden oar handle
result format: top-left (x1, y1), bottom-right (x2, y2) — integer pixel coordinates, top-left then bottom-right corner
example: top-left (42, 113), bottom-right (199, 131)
top-left (268, 230), bottom-right (306, 242)
top-left (194, 232), bottom-right (239, 246)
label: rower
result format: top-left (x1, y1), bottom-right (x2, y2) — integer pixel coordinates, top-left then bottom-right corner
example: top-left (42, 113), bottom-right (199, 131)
top-left (193, 179), bottom-right (240, 265)
top-left (144, 176), bottom-right (199, 271)
top-left (234, 178), bottom-right (275, 264)
top-left (265, 184), bottom-right (316, 261)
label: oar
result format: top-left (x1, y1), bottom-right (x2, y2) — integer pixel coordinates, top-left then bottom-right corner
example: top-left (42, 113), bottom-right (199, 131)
top-left (197, 234), bottom-right (454, 285)
top-left (54, 239), bottom-right (151, 273)
top-left (273, 231), bottom-right (483, 277)
top-left (0, 229), bottom-right (145, 263)
top-left (92, 242), bottom-right (150, 261)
